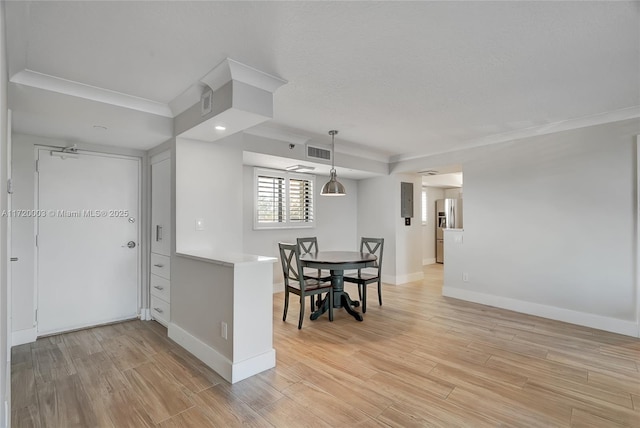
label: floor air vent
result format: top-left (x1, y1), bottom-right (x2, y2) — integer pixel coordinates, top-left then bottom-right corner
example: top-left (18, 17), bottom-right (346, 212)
top-left (306, 144), bottom-right (331, 161)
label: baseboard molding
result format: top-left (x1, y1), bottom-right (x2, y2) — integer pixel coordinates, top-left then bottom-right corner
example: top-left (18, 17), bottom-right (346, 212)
top-left (442, 286), bottom-right (640, 338)
top-left (423, 258), bottom-right (436, 266)
top-left (231, 349), bottom-right (276, 383)
top-left (168, 322), bottom-right (233, 382)
top-left (140, 308), bottom-right (151, 321)
top-left (383, 271), bottom-right (424, 286)
top-left (11, 327), bottom-right (37, 347)
top-left (168, 322), bottom-right (276, 383)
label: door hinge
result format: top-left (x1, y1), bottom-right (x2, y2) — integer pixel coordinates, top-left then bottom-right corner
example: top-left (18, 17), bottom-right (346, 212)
top-left (35, 234), bottom-right (39, 248)
top-left (35, 309), bottom-right (38, 323)
top-left (35, 159), bottom-right (39, 173)
top-left (7, 178), bottom-right (13, 194)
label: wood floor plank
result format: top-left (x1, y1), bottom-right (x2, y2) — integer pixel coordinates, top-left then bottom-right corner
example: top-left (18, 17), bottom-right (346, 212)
top-left (12, 264), bottom-right (640, 427)
top-left (31, 343), bottom-right (76, 384)
top-left (484, 350), bottom-right (589, 384)
top-left (125, 325), bottom-right (176, 355)
top-left (156, 406), bottom-right (226, 428)
top-left (523, 381), bottom-right (639, 427)
top-left (447, 385), bottom-right (568, 428)
top-left (12, 343), bottom-right (34, 367)
top-left (150, 350), bottom-right (222, 396)
top-left (570, 407), bottom-right (628, 428)
top-left (62, 328), bottom-right (104, 360)
top-left (282, 380), bottom-right (371, 426)
top-left (72, 351), bottom-right (131, 397)
top-left (12, 404), bottom-right (42, 428)
top-left (286, 361), bottom-right (393, 418)
top-left (186, 384), bottom-right (273, 427)
top-left (101, 334), bottom-right (151, 371)
top-left (486, 356), bottom-right (633, 409)
top-left (122, 361), bottom-right (194, 424)
top-left (251, 366), bottom-right (302, 392)
top-left (258, 396), bottom-right (333, 428)
top-left (103, 389), bottom-right (156, 428)
top-left (36, 374), bottom-right (99, 428)
top-left (217, 373), bottom-right (284, 411)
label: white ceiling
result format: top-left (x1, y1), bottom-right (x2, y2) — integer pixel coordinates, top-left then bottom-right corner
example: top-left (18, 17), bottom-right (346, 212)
top-left (5, 1), bottom-right (639, 162)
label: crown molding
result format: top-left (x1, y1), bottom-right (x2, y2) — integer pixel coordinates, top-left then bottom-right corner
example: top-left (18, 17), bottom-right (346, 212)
top-left (169, 58), bottom-right (287, 117)
top-left (391, 105), bottom-right (640, 163)
top-left (10, 69), bottom-right (173, 117)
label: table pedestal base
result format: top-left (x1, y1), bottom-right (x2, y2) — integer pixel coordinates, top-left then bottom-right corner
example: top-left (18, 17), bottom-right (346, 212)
top-left (310, 270), bottom-right (363, 322)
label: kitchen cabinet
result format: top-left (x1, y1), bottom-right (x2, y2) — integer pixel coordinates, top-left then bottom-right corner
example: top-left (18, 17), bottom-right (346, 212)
top-left (150, 152), bottom-right (171, 326)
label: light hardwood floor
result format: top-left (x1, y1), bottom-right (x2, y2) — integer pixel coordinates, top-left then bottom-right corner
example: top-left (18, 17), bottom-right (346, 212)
top-left (12, 264), bottom-right (640, 427)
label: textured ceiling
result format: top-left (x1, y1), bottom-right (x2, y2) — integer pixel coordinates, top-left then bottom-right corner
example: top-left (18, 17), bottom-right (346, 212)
top-left (5, 1), bottom-right (640, 159)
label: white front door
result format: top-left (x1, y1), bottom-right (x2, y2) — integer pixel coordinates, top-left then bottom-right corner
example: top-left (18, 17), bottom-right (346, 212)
top-left (36, 148), bottom-right (140, 336)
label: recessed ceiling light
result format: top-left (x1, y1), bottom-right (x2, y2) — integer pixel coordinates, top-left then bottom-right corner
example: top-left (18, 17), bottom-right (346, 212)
top-left (215, 125), bottom-right (226, 131)
top-left (286, 165), bottom-right (315, 172)
top-left (92, 125), bottom-right (107, 131)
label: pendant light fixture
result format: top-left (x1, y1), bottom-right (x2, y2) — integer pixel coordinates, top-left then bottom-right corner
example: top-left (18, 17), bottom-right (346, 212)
top-left (321, 130), bottom-right (346, 196)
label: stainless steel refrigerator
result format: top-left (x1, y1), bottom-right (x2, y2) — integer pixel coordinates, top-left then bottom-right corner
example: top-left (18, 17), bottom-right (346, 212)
top-left (436, 198), bottom-right (463, 263)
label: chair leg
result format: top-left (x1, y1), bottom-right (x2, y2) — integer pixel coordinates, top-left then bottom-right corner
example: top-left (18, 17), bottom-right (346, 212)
top-left (378, 279), bottom-right (382, 306)
top-left (298, 296), bottom-right (305, 329)
top-left (328, 290), bottom-right (334, 322)
top-left (283, 288), bottom-right (289, 321)
top-left (362, 283), bottom-right (367, 313)
top-left (310, 295), bottom-right (315, 312)
top-left (358, 283), bottom-right (363, 301)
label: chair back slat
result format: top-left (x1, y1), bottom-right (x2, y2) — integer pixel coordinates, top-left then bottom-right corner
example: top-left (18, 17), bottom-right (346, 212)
top-left (361, 237), bottom-right (384, 272)
top-left (278, 242), bottom-right (309, 290)
top-left (296, 237), bottom-right (319, 255)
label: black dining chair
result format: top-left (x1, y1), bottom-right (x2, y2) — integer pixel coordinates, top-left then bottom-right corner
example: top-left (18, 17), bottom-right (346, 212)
top-left (343, 237), bottom-right (384, 313)
top-left (296, 237), bottom-right (332, 310)
top-left (279, 242), bottom-right (334, 329)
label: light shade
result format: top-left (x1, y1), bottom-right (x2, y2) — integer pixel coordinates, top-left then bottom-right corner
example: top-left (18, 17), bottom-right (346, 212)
top-left (320, 170), bottom-right (346, 196)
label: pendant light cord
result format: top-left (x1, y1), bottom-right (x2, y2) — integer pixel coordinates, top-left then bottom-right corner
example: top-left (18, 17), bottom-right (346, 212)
top-left (329, 130), bottom-right (338, 173)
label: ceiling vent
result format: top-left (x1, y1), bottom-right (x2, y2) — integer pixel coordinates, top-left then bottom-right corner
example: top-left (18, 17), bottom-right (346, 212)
top-left (306, 144), bottom-right (331, 161)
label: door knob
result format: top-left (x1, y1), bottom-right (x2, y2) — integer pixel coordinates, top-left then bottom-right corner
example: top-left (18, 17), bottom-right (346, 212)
top-left (124, 241), bottom-right (136, 248)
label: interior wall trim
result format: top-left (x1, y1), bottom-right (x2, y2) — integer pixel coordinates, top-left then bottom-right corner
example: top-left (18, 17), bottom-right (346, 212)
top-left (636, 135), bottom-right (639, 336)
top-left (11, 328), bottom-right (36, 347)
top-left (443, 286), bottom-right (639, 338)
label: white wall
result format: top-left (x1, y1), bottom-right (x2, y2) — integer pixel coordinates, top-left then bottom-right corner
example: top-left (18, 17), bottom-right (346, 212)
top-left (357, 174), bottom-right (423, 284)
top-left (10, 136), bottom-right (35, 337)
top-left (242, 165), bottom-right (359, 286)
top-left (441, 120), bottom-right (639, 336)
top-left (422, 186), bottom-right (444, 264)
top-left (357, 176), bottom-right (396, 279)
top-left (1, 2), bottom-right (9, 423)
top-left (9, 135), bottom-right (146, 345)
top-left (175, 135), bottom-right (244, 254)
top-left (394, 174), bottom-right (424, 284)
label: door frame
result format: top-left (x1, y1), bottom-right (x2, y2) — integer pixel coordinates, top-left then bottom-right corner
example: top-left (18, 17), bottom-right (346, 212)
top-left (33, 145), bottom-right (143, 336)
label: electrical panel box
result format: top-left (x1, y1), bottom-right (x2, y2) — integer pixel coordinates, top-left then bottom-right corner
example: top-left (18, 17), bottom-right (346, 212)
top-left (400, 182), bottom-right (413, 218)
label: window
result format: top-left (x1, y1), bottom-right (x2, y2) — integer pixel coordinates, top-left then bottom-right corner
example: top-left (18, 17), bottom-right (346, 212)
top-left (421, 188), bottom-right (428, 225)
top-left (254, 168), bottom-right (315, 229)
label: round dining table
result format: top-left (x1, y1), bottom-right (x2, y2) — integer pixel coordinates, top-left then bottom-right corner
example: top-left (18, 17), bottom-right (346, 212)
top-left (299, 251), bottom-right (377, 322)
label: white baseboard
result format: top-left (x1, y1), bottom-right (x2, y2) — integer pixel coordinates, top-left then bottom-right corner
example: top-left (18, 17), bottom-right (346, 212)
top-left (423, 258), bottom-right (436, 265)
top-left (442, 286), bottom-right (640, 338)
top-left (383, 271), bottom-right (424, 286)
top-left (11, 328), bottom-right (37, 347)
top-left (168, 322), bottom-right (276, 383)
top-left (231, 349), bottom-right (276, 383)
